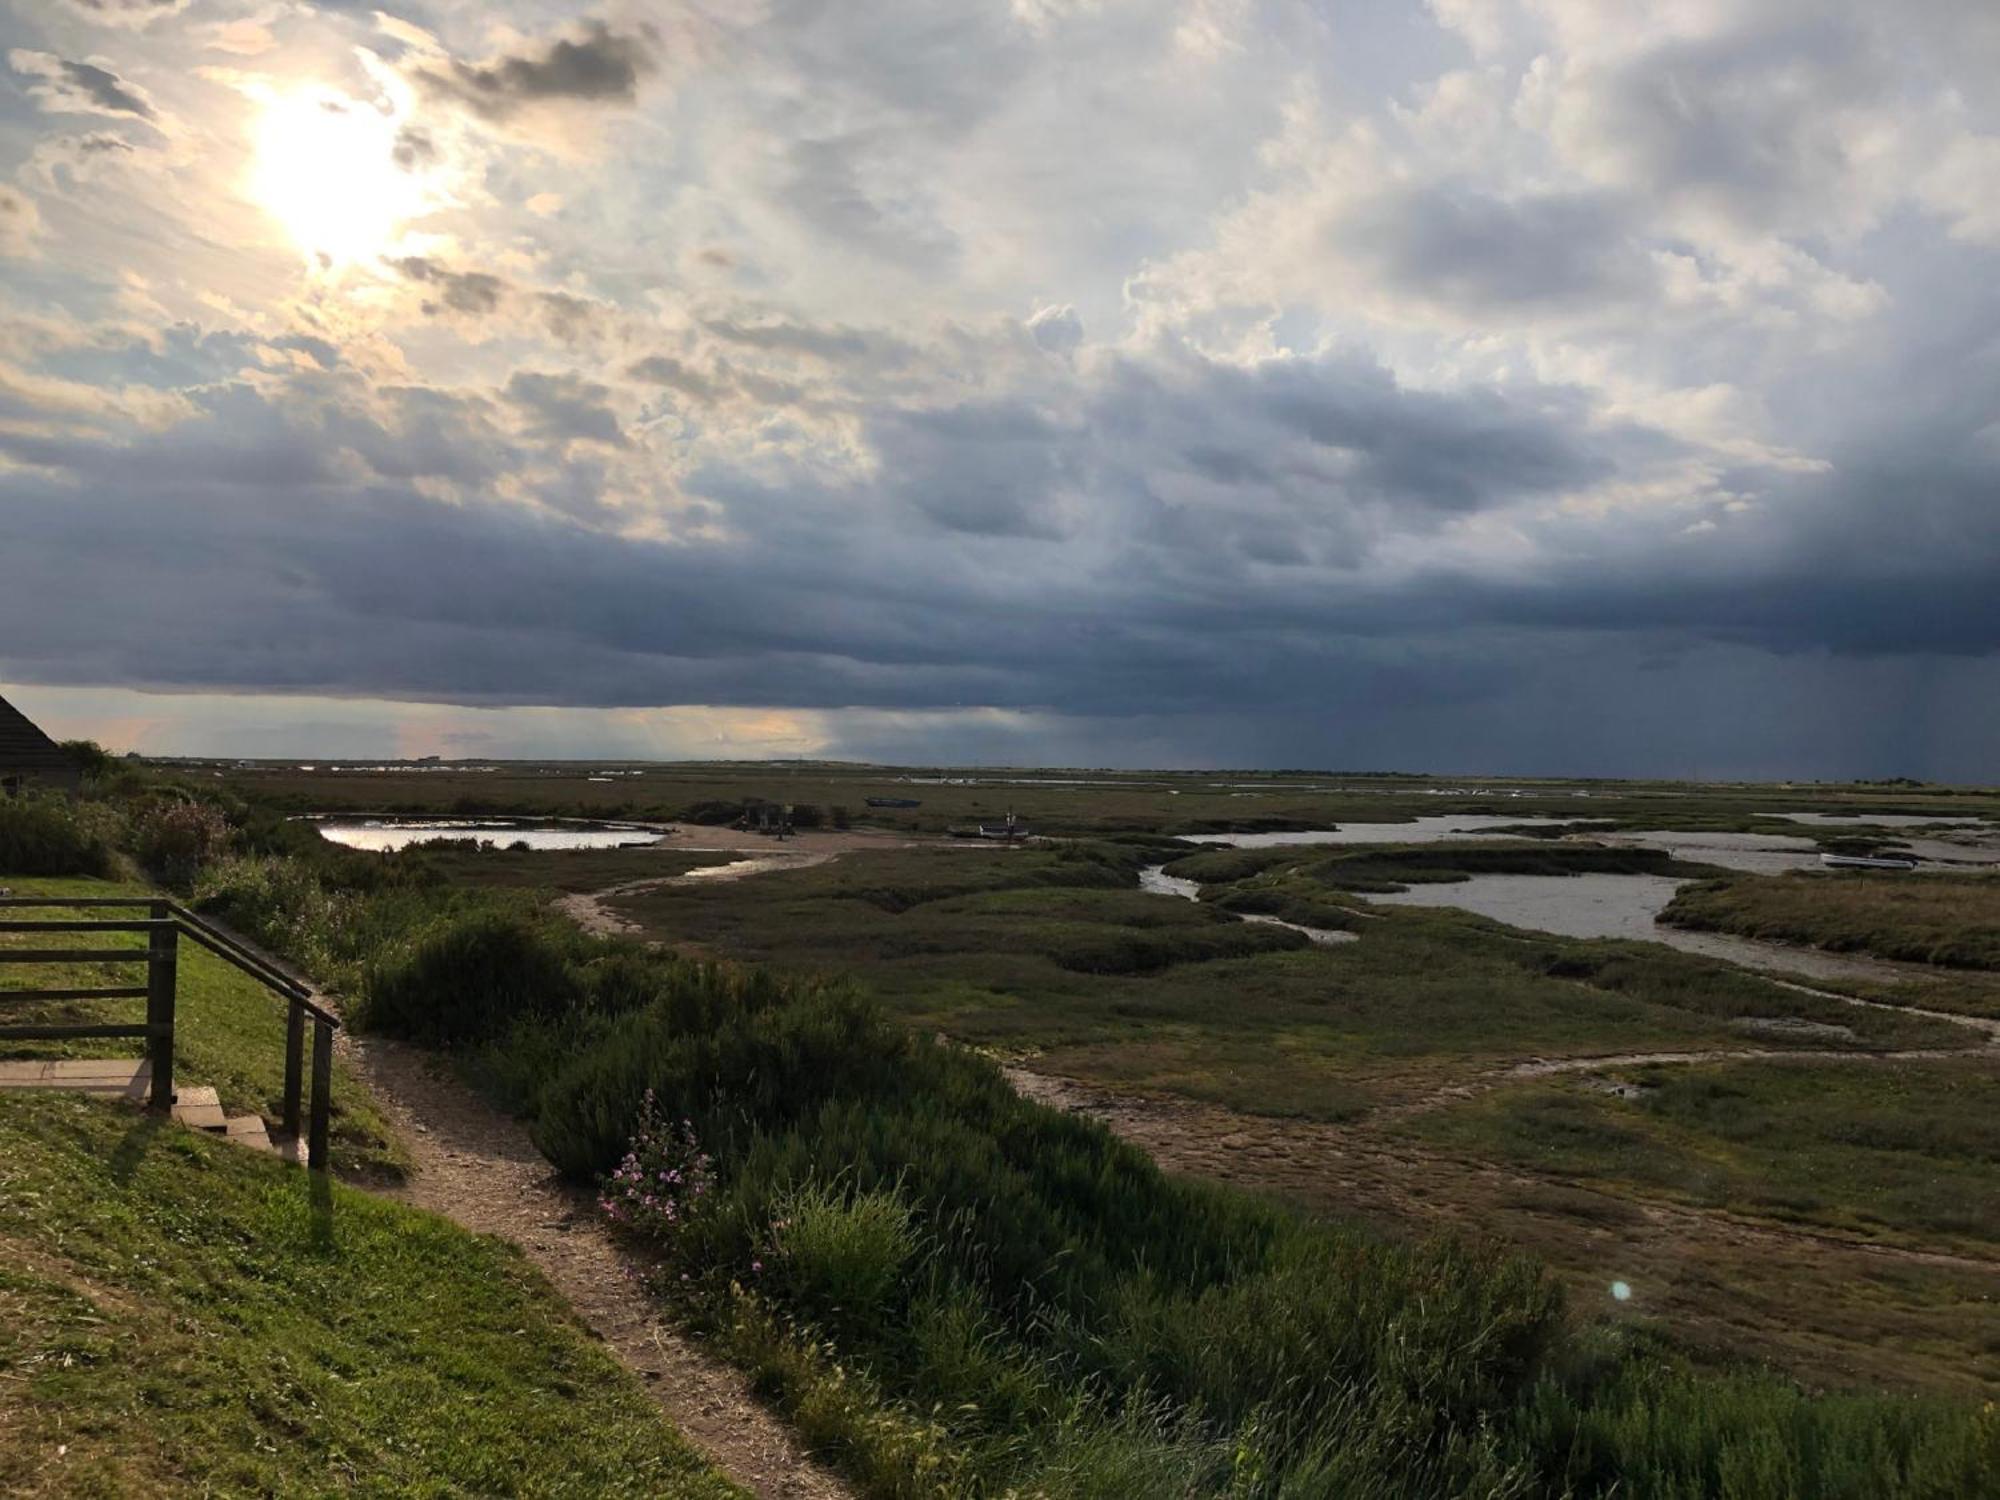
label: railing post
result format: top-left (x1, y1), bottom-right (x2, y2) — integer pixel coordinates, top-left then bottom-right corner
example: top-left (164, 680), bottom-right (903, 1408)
top-left (283, 998), bottom-right (305, 1141)
top-left (308, 1016), bottom-right (333, 1173)
top-left (146, 900), bottom-right (176, 1112)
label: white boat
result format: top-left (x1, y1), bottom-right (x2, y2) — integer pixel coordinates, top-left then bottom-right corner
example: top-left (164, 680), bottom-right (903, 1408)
top-left (1819, 853), bottom-right (1919, 871)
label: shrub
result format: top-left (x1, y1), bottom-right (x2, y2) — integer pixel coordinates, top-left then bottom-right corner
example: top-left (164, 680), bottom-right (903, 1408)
top-left (361, 908), bottom-right (582, 1044)
top-left (0, 792), bottom-right (123, 876)
top-left (134, 798), bottom-right (232, 889)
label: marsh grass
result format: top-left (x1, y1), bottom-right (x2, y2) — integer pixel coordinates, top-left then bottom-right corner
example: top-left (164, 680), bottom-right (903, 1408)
top-left (1665, 871), bottom-right (2000, 971)
top-left (1398, 1057), bottom-right (2000, 1249)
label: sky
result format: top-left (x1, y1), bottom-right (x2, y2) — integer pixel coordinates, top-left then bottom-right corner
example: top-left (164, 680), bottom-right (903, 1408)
top-left (1, 0), bottom-right (1998, 779)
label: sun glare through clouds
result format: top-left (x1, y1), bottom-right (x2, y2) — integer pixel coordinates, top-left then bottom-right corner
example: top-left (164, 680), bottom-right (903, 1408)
top-left (250, 87), bottom-right (429, 264)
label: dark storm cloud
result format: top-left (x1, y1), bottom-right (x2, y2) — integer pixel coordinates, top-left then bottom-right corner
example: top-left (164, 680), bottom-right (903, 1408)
top-left (6, 324), bottom-right (1995, 752)
top-left (8, 51), bottom-right (159, 121)
top-left (417, 21), bottom-right (654, 120)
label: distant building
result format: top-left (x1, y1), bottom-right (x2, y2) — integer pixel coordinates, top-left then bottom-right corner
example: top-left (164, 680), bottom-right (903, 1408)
top-left (0, 692), bottom-right (81, 797)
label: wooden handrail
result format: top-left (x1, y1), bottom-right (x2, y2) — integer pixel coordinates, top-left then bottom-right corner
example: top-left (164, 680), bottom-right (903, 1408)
top-left (0, 896), bottom-right (336, 1171)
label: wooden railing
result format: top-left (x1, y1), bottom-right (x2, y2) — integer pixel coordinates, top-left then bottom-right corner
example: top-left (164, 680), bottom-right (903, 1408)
top-left (0, 896), bottom-right (339, 1170)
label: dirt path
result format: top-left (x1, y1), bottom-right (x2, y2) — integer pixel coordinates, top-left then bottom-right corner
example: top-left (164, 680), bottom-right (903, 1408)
top-left (557, 827), bottom-right (976, 938)
top-left (348, 1034), bottom-right (854, 1500)
top-left (557, 852), bottom-right (839, 937)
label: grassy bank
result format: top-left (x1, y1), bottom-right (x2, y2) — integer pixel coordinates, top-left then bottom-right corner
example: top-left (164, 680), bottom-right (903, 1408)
top-left (0, 1091), bottom-right (739, 1499)
top-left (1664, 871), bottom-right (2000, 971)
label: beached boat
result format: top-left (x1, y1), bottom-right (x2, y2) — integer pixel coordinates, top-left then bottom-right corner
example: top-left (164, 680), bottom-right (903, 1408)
top-left (1820, 852), bottom-right (1919, 870)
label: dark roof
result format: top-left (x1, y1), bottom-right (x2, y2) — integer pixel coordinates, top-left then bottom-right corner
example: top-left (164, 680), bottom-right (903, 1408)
top-left (0, 692), bottom-right (74, 773)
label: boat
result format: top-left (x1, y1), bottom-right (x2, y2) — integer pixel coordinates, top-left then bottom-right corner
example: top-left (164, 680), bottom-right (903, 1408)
top-left (1819, 853), bottom-right (1919, 870)
top-left (866, 797), bottom-right (922, 808)
top-left (979, 810), bottom-right (1028, 841)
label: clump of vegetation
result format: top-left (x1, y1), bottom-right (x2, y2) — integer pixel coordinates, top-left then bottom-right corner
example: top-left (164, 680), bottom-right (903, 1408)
top-left (0, 792), bottom-right (126, 876)
top-left (1665, 872), bottom-right (2000, 971)
top-left (132, 797), bottom-right (233, 889)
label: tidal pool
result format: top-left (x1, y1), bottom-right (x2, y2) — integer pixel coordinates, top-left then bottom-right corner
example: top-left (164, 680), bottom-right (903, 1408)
top-left (1181, 815), bottom-right (1567, 849)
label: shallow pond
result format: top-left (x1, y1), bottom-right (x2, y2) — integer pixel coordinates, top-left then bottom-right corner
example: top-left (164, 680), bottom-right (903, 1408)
top-left (314, 818), bottom-right (661, 852)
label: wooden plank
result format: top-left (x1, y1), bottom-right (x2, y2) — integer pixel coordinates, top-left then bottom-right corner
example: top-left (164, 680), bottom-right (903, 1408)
top-left (0, 897), bottom-right (153, 908)
top-left (0, 986), bottom-right (149, 1003)
top-left (0, 1022), bottom-right (163, 1041)
top-left (42, 1058), bottom-right (148, 1080)
top-left (0, 920), bottom-right (174, 933)
top-left (0, 949), bottom-right (147, 964)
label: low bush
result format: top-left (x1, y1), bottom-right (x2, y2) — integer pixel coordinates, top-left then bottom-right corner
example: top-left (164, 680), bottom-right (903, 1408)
top-left (360, 907), bottom-right (585, 1044)
top-left (0, 792), bottom-right (124, 877)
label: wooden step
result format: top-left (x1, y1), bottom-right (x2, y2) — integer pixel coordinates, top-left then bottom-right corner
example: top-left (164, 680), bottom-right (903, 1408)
top-left (171, 1085), bottom-right (228, 1132)
top-left (0, 1057), bottom-right (150, 1099)
top-left (223, 1114), bottom-right (274, 1152)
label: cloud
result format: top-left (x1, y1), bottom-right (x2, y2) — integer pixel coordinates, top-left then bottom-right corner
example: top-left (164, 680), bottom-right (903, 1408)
top-left (390, 256), bottom-right (507, 316)
top-left (8, 51), bottom-right (160, 122)
top-left (0, 187), bottom-right (43, 257)
top-left (3, 0), bottom-right (2000, 776)
top-left (1027, 304), bottom-right (1083, 354)
top-left (57, 0), bottom-right (188, 28)
top-left (416, 21), bottom-right (655, 120)
top-left (503, 370), bottom-right (628, 448)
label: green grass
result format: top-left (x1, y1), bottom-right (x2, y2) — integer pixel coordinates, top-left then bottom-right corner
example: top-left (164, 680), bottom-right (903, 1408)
top-left (1665, 871), bottom-right (2000, 970)
top-left (0, 1091), bottom-right (740, 1499)
top-left (0, 876), bottom-right (403, 1178)
top-left (1398, 1057), bottom-right (2000, 1250)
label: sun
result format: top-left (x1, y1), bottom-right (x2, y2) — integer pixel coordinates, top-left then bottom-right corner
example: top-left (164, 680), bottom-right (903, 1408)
top-left (250, 88), bottom-right (428, 265)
